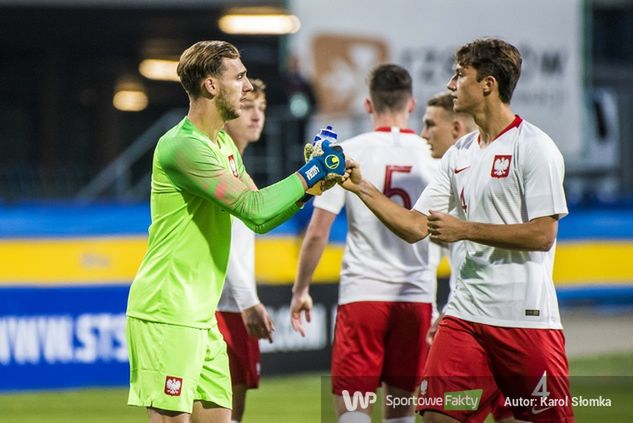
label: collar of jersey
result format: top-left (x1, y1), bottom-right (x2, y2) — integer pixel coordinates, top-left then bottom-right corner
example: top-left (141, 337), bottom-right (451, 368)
top-left (374, 126), bottom-right (416, 134)
top-left (183, 117), bottom-right (227, 150)
top-left (477, 115), bottom-right (523, 144)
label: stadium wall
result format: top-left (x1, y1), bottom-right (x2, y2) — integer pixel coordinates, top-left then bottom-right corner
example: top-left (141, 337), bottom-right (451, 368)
top-left (1, 203), bottom-right (632, 391)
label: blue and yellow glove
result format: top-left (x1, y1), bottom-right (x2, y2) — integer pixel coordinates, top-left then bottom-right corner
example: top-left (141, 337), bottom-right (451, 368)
top-left (298, 139), bottom-right (345, 188)
top-left (298, 127), bottom-right (345, 196)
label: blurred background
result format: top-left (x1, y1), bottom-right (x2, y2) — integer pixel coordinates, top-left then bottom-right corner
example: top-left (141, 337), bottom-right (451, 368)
top-left (0, 0), bottom-right (632, 421)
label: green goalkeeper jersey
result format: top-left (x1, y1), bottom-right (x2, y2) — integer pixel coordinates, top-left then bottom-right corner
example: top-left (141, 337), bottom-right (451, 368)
top-left (127, 117), bottom-right (304, 328)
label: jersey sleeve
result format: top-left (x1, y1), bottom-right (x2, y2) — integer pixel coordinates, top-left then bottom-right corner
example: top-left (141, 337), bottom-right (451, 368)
top-left (224, 220), bottom-right (260, 311)
top-left (413, 150), bottom-right (453, 215)
top-left (520, 136), bottom-right (568, 221)
top-left (242, 203), bottom-right (301, 234)
top-left (238, 169), bottom-right (258, 192)
top-left (158, 136), bottom-right (304, 229)
top-left (230, 150), bottom-right (302, 233)
top-left (313, 184), bottom-right (345, 215)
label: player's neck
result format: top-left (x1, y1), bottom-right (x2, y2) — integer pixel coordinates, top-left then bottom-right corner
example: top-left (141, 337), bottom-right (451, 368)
top-left (372, 111), bottom-right (410, 130)
top-left (187, 99), bottom-right (225, 144)
top-left (474, 102), bottom-right (515, 145)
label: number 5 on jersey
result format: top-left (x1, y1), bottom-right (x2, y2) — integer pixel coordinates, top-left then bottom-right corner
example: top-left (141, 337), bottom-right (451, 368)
top-left (383, 165), bottom-right (412, 209)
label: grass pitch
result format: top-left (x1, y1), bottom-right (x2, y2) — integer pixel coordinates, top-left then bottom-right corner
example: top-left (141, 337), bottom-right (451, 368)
top-left (1, 352), bottom-right (631, 422)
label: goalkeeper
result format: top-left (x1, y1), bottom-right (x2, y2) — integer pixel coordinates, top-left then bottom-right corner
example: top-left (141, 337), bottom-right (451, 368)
top-left (125, 40), bottom-right (346, 423)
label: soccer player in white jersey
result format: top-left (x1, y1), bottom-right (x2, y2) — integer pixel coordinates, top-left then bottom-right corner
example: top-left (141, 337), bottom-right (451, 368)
top-left (290, 64), bottom-right (440, 423)
top-left (215, 79), bottom-right (270, 423)
top-left (422, 91), bottom-right (516, 423)
top-left (340, 38), bottom-right (573, 422)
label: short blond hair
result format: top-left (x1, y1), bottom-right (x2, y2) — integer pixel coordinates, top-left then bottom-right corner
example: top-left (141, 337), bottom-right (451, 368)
top-left (427, 91), bottom-right (455, 112)
top-left (427, 91), bottom-right (476, 132)
top-left (177, 40), bottom-right (240, 98)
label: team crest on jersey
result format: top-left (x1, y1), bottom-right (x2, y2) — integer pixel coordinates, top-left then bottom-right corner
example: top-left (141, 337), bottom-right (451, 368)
top-left (164, 376), bottom-right (183, 396)
top-left (491, 155), bottom-right (512, 178)
top-left (228, 154), bottom-right (238, 177)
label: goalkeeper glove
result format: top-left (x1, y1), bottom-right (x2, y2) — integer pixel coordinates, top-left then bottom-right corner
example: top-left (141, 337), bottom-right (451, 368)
top-left (297, 139), bottom-right (345, 188)
top-left (303, 125), bottom-right (339, 162)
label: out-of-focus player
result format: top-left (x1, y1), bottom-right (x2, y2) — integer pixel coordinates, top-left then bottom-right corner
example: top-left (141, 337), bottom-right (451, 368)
top-left (125, 40), bottom-right (347, 423)
top-left (421, 90), bottom-right (476, 340)
top-left (421, 91), bottom-right (516, 423)
top-left (340, 38), bottom-right (574, 422)
top-left (291, 64), bottom-right (440, 423)
top-left (215, 78), bottom-right (270, 423)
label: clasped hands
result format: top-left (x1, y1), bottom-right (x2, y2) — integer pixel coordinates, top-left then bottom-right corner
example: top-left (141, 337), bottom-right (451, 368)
top-left (301, 126), bottom-right (356, 196)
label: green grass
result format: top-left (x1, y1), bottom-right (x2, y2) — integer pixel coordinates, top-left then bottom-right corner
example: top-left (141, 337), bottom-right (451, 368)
top-left (2, 352), bottom-right (632, 422)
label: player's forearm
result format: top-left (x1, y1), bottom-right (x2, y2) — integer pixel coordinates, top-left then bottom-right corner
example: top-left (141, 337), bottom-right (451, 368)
top-left (463, 217), bottom-right (558, 251)
top-left (242, 203), bottom-right (301, 234)
top-left (356, 180), bottom-right (429, 243)
top-left (293, 233), bottom-right (329, 295)
top-left (232, 174), bottom-right (304, 225)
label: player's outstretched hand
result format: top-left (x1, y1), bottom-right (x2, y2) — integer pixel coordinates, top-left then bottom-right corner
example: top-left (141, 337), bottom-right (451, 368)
top-left (298, 139), bottom-right (346, 192)
top-left (299, 126), bottom-right (346, 194)
top-left (241, 303), bottom-right (275, 343)
top-left (305, 174), bottom-right (341, 196)
top-left (290, 291), bottom-right (313, 337)
top-left (339, 159), bottom-right (362, 193)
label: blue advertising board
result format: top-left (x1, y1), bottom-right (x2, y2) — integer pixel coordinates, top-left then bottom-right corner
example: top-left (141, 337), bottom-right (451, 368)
top-left (0, 285), bottom-right (129, 391)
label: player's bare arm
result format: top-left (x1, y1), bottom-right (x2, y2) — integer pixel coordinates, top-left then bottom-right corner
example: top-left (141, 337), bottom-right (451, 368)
top-left (428, 210), bottom-right (559, 251)
top-left (290, 208), bottom-right (337, 337)
top-left (340, 159), bottom-right (429, 243)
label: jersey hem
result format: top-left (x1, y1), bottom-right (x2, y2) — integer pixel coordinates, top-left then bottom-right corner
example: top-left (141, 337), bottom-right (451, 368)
top-left (126, 312), bottom-right (213, 330)
top-left (444, 311), bottom-right (563, 330)
top-left (527, 208), bottom-right (569, 221)
top-left (313, 202), bottom-right (342, 215)
top-left (339, 295), bottom-right (435, 305)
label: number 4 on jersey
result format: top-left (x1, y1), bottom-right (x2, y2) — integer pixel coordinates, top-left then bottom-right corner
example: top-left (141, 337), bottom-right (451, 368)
top-left (383, 165), bottom-right (412, 209)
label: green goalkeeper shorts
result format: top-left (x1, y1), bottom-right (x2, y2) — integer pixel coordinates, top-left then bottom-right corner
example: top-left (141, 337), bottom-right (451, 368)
top-left (126, 316), bottom-right (232, 413)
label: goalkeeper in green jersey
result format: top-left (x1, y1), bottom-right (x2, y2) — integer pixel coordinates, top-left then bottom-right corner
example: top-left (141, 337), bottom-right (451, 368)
top-left (125, 40), bottom-right (347, 423)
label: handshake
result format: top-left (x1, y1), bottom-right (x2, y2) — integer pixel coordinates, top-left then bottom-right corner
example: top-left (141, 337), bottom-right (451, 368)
top-left (297, 126), bottom-right (349, 196)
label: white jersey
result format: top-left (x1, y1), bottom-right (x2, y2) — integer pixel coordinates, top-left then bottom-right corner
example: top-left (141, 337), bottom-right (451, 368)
top-left (414, 116), bottom-right (568, 329)
top-left (217, 217), bottom-right (259, 313)
top-left (314, 127), bottom-right (441, 305)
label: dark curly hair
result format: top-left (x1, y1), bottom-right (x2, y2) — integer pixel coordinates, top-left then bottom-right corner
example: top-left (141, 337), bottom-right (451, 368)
top-left (456, 38), bottom-right (522, 103)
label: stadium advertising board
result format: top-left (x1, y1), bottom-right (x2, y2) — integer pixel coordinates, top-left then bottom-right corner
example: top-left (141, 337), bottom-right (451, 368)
top-left (0, 284), bottom-right (338, 392)
top-left (290, 0), bottom-right (586, 162)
